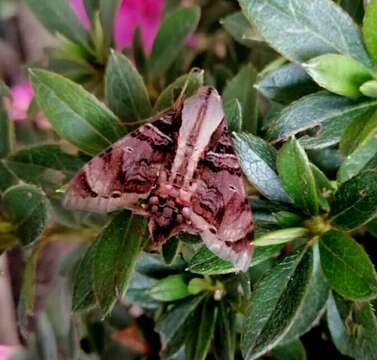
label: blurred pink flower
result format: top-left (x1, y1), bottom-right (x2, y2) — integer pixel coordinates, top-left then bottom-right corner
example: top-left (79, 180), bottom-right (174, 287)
top-left (69, 0), bottom-right (90, 30)
top-left (114, 0), bottom-right (164, 53)
top-left (6, 82), bottom-right (33, 121)
top-left (0, 345), bottom-right (20, 360)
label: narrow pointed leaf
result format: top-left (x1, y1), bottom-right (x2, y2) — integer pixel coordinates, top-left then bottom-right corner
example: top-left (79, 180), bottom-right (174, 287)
top-left (150, 7), bottom-right (201, 78)
top-left (277, 138), bottom-right (319, 215)
top-left (105, 51), bottom-right (152, 122)
top-left (93, 212), bottom-right (147, 314)
top-left (254, 228), bottom-right (308, 247)
top-left (100, 0), bottom-right (121, 48)
top-left (241, 246), bottom-right (313, 360)
top-left (363, 0), bottom-right (377, 63)
top-left (224, 99), bottom-right (243, 132)
top-left (223, 64), bottom-right (257, 133)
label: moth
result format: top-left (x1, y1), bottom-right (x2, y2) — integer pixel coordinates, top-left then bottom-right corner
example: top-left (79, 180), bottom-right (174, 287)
top-left (63, 87), bottom-right (254, 271)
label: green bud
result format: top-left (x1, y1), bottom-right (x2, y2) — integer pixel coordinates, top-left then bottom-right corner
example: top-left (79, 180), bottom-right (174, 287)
top-left (188, 278), bottom-right (210, 295)
top-left (360, 80), bottom-right (377, 98)
top-left (303, 54), bottom-right (373, 97)
top-left (254, 227), bottom-right (309, 247)
top-left (149, 274), bottom-right (190, 302)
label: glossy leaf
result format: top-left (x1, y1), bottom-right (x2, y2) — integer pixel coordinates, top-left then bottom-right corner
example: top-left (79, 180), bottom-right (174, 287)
top-left (223, 64), bottom-right (257, 133)
top-left (363, 0), bottom-right (377, 63)
top-left (125, 272), bottom-right (159, 309)
top-left (319, 230), bottom-right (377, 300)
top-left (221, 11), bottom-right (263, 47)
top-left (360, 80), bottom-right (377, 98)
top-left (31, 69), bottom-right (124, 155)
top-left (156, 295), bottom-right (203, 358)
top-left (224, 99), bottom-right (242, 132)
top-left (330, 168), bottom-right (377, 230)
top-left (72, 243), bottom-right (97, 312)
top-left (303, 54), bottom-right (372, 97)
top-left (282, 245), bottom-right (329, 343)
top-left (238, 0), bottom-right (372, 67)
top-left (185, 300), bottom-right (217, 360)
top-left (3, 184), bottom-right (48, 245)
top-left (277, 138), bottom-right (319, 215)
top-left (254, 228), bottom-right (308, 247)
top-left (188, 244), bottom-right (283, 275)
top-left (150, 7), bottom-right (201, 78)
top-left (268, 92), bottom-right (377, 149)
top-left (256, 63), bottom-right (318, 105)
top-left (154, 69), bottom-right (204, 112)
top-left (233, 133), bottom-right (291, 203)
top-left (149, 274), bottom-right (190, 302)
top-left (327, 292), bottom-right (377, 358)
top-left (26, 0), bottom-right (90, 50)
top-left (105, 51), bottom-right (152, 122)
top-left (93, 212), bottom-right (147, 314)
top-left (161, 236), bottom-right (180, 265)
top-left (241, 246), bottom-right (313, 360)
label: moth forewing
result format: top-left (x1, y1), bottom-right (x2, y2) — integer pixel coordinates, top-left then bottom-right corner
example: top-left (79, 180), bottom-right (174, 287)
top-left (63, 87), bottom-right (254, 271)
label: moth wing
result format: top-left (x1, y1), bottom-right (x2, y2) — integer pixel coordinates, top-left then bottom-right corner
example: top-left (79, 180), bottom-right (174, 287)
top-left (189, 120), bottom-right (253, 271)
top-left (63, 110), bottom-right (177, 214)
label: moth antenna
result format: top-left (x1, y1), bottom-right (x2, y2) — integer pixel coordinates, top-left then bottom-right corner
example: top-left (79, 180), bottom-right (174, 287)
top-left (175, 67), bottom-right (204, 110)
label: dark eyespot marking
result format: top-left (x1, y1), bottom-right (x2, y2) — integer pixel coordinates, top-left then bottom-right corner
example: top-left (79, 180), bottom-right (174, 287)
top-left (209, 227), bottom-right (217, 234)
top-left (229, 185), bottom-right (237, 192)
top-left (111, 191), bottom-right (122, 198)
top-left (125, 146), bottom-right (134, 153)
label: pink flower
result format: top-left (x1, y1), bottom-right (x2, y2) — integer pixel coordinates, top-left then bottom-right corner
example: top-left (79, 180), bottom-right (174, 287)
top-left (6, 82), bottom-right (33, 121)
top-left (114, 0), bottom-right (164, 53)
top-left (69, 0), bottom-right (90, 30)
top-left (0, 345), bottom-right (20, 360)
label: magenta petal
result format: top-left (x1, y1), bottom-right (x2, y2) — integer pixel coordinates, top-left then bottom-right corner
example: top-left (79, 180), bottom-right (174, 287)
top-left (114, 0), bottom-right (164, 53)
top-left (69, 0), bottom-right (91, 30)
top-left (8, 82), bottom-right (34, 121)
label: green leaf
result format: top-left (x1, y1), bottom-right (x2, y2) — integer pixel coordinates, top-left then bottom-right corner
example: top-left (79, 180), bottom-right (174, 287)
top-left (72, 243), bottom-right (97, 312)
top-left (327, 292), bottom-right (377, 358)
top-left (3, 144), bottom-right (85, 191)
top-left (0, 162), bottom-right (17, 192)
top-left (154, 69), bottom-right (204, 112)
top-left (26, 0), bottom-right (90, 50)
top-left (149, 274), bottom-right (190, 302)
top-left (150, 7), bottom-right (201, 79)
top-left (93, 212), bottom-right (147, 314)
top-left (311, 163), bottom-right (335, 211)
top-left (241, 246), bottom-right (313, 360)
top-left (277, 137), bottom-right (319, 215)
top-left (223, 64), bottom-right (257, 133)
top-left (224, 99), bottom-right (242, 132)
top-left (256, 63), bottom-right (317, 105)
top-left (268, 92), bottom-right (377, 149)
top-left (303, 54), bottom-right (372, 97)
top-left (99, 0), bottom-right (121, 48)
top-left (105, 51), bottom-right (152, 122)
top-left (0, 97), bottom-right (13, 158)
top-left (360, 80), bottom-right (377, 98)
top-left (31, 69), bottom-right (124, 155)
top-left (233, 133), bottom-right (291, 203)
top-left (363, 0), bottom-right (377, 64)
top-left (273, 211), bottom-right (303, 228)
top-left (3, 184), bottom-right (48, 245)
top-left (221, 11), bottom-right (263, 47)
top-left (213, 302), bottom-right (236, 360)
top-left (330, 168), bottom-right (377, 230)
top-left (156, 295), bottom-right (203, 358)
top-left (272, 339), bottom-right (307, 360)
top-left (282, 245), bottom-right (329, 343)
top-left (185, 300), bottom-right (217, 360)
top-left (83, 0), bottom-right (99, 23)
top-left (188, 244), bottom-right (283, 275)
top-left (238, 0), bottom-right (372, 67)
top-left (161, 236), bottom-right (180, 265)
top-left (254, 228), bottom-right (309, 247)
top-left (319, 230), bottom-right (377, 300)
